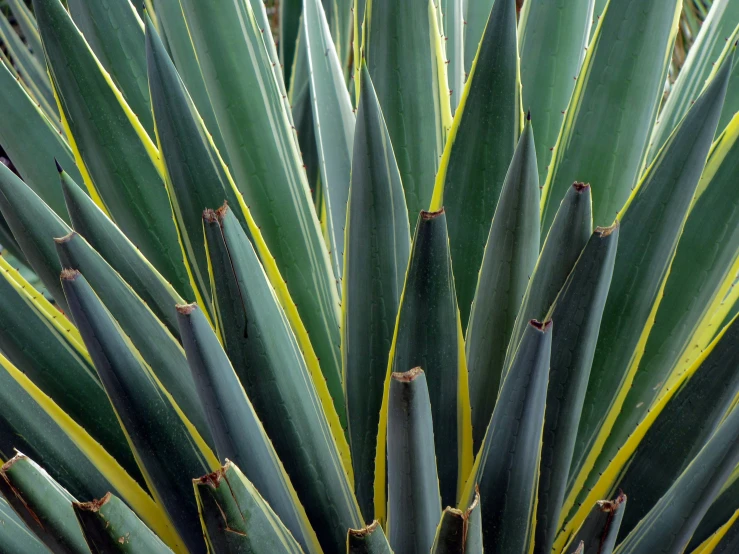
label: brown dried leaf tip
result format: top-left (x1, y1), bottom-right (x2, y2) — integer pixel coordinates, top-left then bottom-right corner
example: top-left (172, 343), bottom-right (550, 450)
top-left (392, 366), bottom-right (424, 382)
top-left (348, 520), bottom-right (381, 538)
top-left (529, 319), bottom-right (553, 332)
top-left (572, 182), bottom-right (590, 192)
top-left (420, 208), bottom-right (445, 220)
top-left (596, 490), bottom-right (627, 512)
top-left (194, 460), bottom-right (233, 489)
top-left (74, 492), bottom-right (113, 513)
top-left (60, 268), bottom-right (81, 281)
top-left (175, 303), bottom-right (198, 316)
top-left (594, 220), bottom-right (619, 237)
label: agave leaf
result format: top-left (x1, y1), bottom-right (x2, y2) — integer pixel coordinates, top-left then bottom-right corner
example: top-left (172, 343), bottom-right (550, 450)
top-left (362, 0), bottom-right (452, 218)
top-left (540, 0), bottom-right (681, 232)
top-left (203, 207), bottom-right (360, 551)
top-left (534, 224), bottom-right (619, 554)
top-left (462, 319), bottom-right (552, 553)
top-left (610, 315), bottom-right (739, 540)
top-left (564, 48), bottom-right (734, 528)
top-left (695, 511), bottom-right (739, 554)
top-left (554, 314), bottom-right (739, 552)
top-left (690, 478), bottom-right (739, 551)
top-left (430, 0), bottom-right (520, 326)
top-left (194, 461), bottom-right (304, 554)
top-left (145, 15), bottom-right (245, 318)
top-left (176, 302), bottom-right (321, 553)
top-left (597, 108), bottom-right (739, 485)
top-left (5, 0), bottom-right (44, 68)
top-left (60, 167), bottom-right (185, 337)
top-left (466, 121), bottom-right (540, 452)
top-left (563, 493), bottom-right (626, 554)
top-left (648, 0), bottom-right (739, 161)
top-left (440, 0), bottom-right (464, 113)
top-left (347, 521), bottom-right (392, 554)
top-left (0, 161), bottom-right (70, 311)
top-left (280, 0), bottom-right (302, 89)
top-left (0, 8), bottom-right (56, 122)
top-left (150, 0), bottom-right (228, 163)
top-left (614, 405), bottom-right (739, 554)
top-left (0, 496), bottom-right (48, 554)
top-left (502, 182), bottom-right (593, 378)
top-left (304, 0), bottom-right (355, 280)
top-left (430, 490), bottom-right (481, 554)
top-left (0, 254), bottom-right (140, 485)
top-left (462, 0), bottom-right (494, 74)
top-left (0, 352), bottom-right (179, 551)
top-left (589, 0), bottom-right (608, 39)
top-left (0, 453), bottom-right (89, 553)
top-left (386, 368), bottom-right (442, 554)
top-left (518, 0), bottom-right (594, 188)
top-left (32, 0), bottom-right (192, 298)
top-left (343, 65), bottom-right (411, 521)
top-left (711, 27), bottom-right (739, 138)
top-left (375, 209), bottom-right (473, 515)
top-left (179, 0), bottom-right (343, 419)
top-left (0, 58), bottom-right (79, 220)
top-left (66, 0), bottom-right (153, 136)
top-left (62, 270), bottom-right (217, 553)
top-left (74, 492), bottom-right (174, 554)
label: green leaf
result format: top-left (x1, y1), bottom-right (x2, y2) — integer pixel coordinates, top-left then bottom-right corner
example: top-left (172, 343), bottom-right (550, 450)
top-left (564, 48), bottom-right (734, 527)
top-left (431, 0), bottom-right (520, 326)
top-left (595, 105), bottom-right (739, 489)
top-left (611, 315), bottom-right (739, 541)
top-left (0, 352), bottom-right (179, 551)
top-left (502, 182), bottom-right (593, 378)
top-left (61, 270), bottom-right (216, 553)
top-left (375, 209), bottom-right (473, 515)
top-left (0, 8), bottom-right (56, 122)
top-left (5, 0), bottom-right (44, 69)
top-left (343, 65), bottom-right (410, 521)
top-left (462, 319), bottom-right (552, 553)
top-left (540, 0), bottom-right (681, 232)
top-left (466, 121), bottom-right (540, 452)
top-left (647, 0), bottom-right (739, 161)
top-left (150, 0), bottom-right (228, 164)
top-left (304, 0), bottom-right (355, 280)
top-left (534, 224), bottom-right (619, 554)
top-left (712, 518), bottom-right (739, 554)
top-left (347, 521), bottom-right (393, 554)
top-left (614, 404), bottom-right (739, 554)
top-left (74, 493), bottom-right (174, 554)
top-left (194, 461), bottom-right (304, 554)
top-left (0, 496), bottom-right (48, 554)
top-left (430, 490), bottom-right (482, 554)
top-left (179, 0), bottom-right (343, 417)
top-left (55, 232), bottom-right (212, 447)
top-left (32, 0), bottom-right (192, 299)
top-left (440, 0), bottom-right (464, 113)
top-left (203, 206), bottom-right (360, 552)
top-left (462, 0), bottom-right (493, 74)
top-left (0, 453), bottom-right (89, 553)
top-left (0, 38), bottom-right (78, 221)
top-left (386, 368), bottom-right (442, 554)
top-left (145, 15), bottom-right (244, 318)
top-left (176, 302), bottom-right (321, 554)
top-left (0, 161), bottom-right (71, 311)
top-left (564, 493), bottom-right (626, 554)
top-left (66, 0), bottom-right (154, 136)
top-left (60, 167), bottom-right (186, 337)
top-left (518, 0), bottom-right (594, 188)
top-left (0, 254), bottom-right (140, 486)
top-left (689, 478), bottom-right (739, 551)
top-left (363, 0), bottom-right (452, 218)
top-left (589, 0), bottom-right (608, 39)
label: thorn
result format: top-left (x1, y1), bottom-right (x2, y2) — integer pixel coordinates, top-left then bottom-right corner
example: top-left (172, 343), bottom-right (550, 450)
top-left (526, 110), bottom-right (531, 121)
top-left (54, 158), bottom-right (63, 173)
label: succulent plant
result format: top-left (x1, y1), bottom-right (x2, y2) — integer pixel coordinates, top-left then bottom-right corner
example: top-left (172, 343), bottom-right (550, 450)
top-left (0, 0), bottom-right (737, 553)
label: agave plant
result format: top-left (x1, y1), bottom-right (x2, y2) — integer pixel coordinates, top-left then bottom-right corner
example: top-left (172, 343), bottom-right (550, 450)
top-left (0, 0), bottom-right (738, 552)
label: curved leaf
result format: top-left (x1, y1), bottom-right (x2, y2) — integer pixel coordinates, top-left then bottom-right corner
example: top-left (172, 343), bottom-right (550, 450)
top-left (431, 0), bottom-right (520, 325)
top-left (176, 303), bottom-right (321, 554)
top-left (343, 65), bottom-right (410, 520)
top-left (563, 493), bottom-right (626, 554)
top-left (61, 270), bottom-right (216, 554)
top-left (363, 0), bottom-right (452, 218)
top-left (540, 0), bottom-right (681, 232)
top-left (386, 368), bottom-right (441, 554)
top-left (194, 461), bottom-right (304, 554)
top-left (462, 0), bottom-right (493, 74)
top-left (0, 496), bottom-right (48, 554)
top-left (440, 0), bottom-right (464, 113)
top-left (375, 209), bottom-right (473, 515)
top-left (466, 121), bottom-right (540, 452)
top-left (430, 490), bottom-right (481, 554)
top-left (347, 521), bottom-right (392, 554)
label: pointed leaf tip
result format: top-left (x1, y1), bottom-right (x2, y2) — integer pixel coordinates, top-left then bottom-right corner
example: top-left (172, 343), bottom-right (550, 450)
top-left (527, 110), bottom-right (531, 121)
top-left (54, 159), bottom-right (63, 174)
